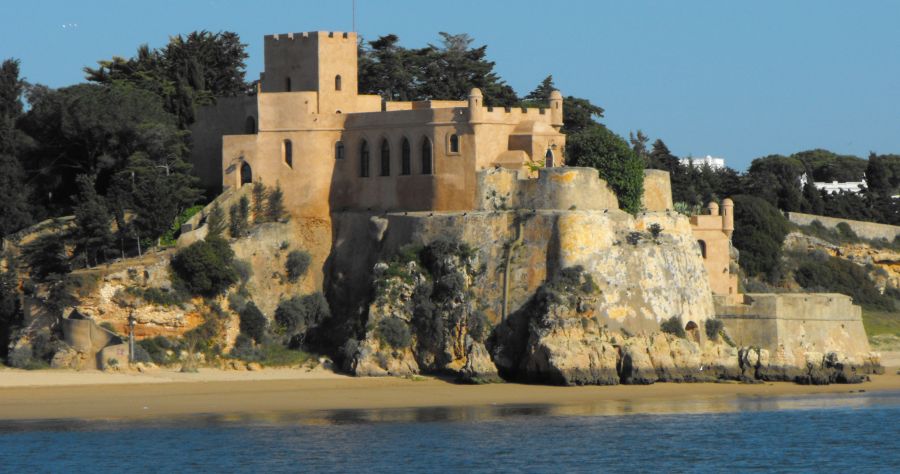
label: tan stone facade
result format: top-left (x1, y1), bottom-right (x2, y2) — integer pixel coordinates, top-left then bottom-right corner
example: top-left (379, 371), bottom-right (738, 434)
top-left (191, 31), bottom-right (566, 217)
top-left (690, 199), bottom-right (739, 297)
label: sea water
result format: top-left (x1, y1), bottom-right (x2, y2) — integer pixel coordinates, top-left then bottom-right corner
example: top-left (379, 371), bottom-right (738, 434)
top-left (1, 391), bottom-right (899, 473)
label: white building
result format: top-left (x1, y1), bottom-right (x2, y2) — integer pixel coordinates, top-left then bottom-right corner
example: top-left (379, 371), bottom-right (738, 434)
top-left (680, 155), bottom-right (725, 170)
top-left (799, 174), bottom-right (867, 195)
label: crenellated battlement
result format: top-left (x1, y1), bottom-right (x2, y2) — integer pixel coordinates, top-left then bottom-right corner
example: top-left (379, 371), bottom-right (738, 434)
top-left (266, 31), bottom-right (355, 41)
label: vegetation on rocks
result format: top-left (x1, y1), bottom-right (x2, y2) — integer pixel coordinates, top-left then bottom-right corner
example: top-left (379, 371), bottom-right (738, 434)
top-left (170, 235), bottom-right (238, 297)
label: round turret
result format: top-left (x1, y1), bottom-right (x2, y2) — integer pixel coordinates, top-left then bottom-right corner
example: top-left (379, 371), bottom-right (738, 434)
top-left (707, 201), bottom-right (720, 216)
top-left (468, 88), bottom-right (484, 122)
top-left (722, 198), bottom-right (735, 238)
top-left (549, 90), bottom-right (563, 129)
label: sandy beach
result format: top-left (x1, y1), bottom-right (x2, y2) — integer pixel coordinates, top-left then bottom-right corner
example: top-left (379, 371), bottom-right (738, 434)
top-left (0, 365), bottom-right (897, 422)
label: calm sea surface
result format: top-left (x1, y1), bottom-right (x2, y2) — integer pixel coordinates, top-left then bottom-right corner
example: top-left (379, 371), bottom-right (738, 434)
top-left (1, 391), bottom-right (899, 473)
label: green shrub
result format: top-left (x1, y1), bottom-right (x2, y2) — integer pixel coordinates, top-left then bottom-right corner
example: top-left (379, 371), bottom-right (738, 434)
top-left (274, 293), bottom-right (330, 336)
top-left (132, 344), bottom-right (152, 363)
top-left (160, 205), bottom-right (204, 247)
top-left (126, 286), bottom-right (189, 307)
top-left (238, 301), bottom-right (268, 343)
top-left (704, 319), bottom-right (724, 341)
top-left (21, 234), bottom-right (70, 281)
top-left (377, 317), bottom-right (412, 349)
top-left (660, 316), bottom-right (686, 338)
top-left (731, 195), bottom-right (791, 281)
top-left (285, 250), bottom-right (311, 282)
top-left (170, 235), bottom-right (238, 297)
top-left (648, 223), bottom-right (663, 240)
top-left (835, 222), bottom-right (859, 241)
top-left (790, 251), bottom-right (894, 311)
top-left (138, 336), bottom-right (181, 365)
top-left (467, 311), bottom-right (491, 343)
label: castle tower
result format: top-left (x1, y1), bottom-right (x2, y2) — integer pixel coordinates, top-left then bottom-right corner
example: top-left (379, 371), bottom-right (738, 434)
top-left (260, 31), bottom-right (358, 113)
top-left (549, 90), bottom-right (563, 130)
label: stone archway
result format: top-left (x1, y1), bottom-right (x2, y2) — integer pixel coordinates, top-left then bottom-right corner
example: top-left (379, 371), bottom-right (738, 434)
top-left (240, 162), bottom-right (252, 186)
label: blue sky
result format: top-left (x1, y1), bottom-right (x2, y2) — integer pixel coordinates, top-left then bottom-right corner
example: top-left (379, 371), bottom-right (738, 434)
top-left (2, 0), bottom-right (898, 170)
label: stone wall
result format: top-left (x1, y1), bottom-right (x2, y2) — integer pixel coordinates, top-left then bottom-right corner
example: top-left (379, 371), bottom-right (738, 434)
top-left (787, 212), bottom-right (900, 241)
top-left (715, 293), bottom-right (874, 367)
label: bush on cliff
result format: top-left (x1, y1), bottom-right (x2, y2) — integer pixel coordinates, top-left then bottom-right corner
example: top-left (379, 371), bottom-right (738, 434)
top-left (285, 250), bottom-right (311, 282)
top-left (170, 235), bottom-right (238, 297)
top-left (377, 317), bottom-right (412, 349)
top-left (790, 250), bottom-right (895, 311)
top-left (660, 316), bottom-right (686, 338)
top-left (275, 293), bottom-right (330, 344)
top-left (704, 319), bottom-right (724, 341)
top-left (567, 125), bottom-right (644, 214)
top-left (238, 301), bottom-right (268, 344)
top-left (731, 194), bottom-right (791, 281)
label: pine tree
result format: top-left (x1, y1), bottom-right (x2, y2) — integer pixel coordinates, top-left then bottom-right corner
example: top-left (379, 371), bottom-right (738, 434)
top-left (229, 195), bottom-right (250, 238)
top-left (525, 75), bottom-right (555, 102)
top-left (205, 202), bottom-right (227, 238)
top-left (265, 184), bottom-right (286, 223)
top-left (251, 181), bottom-right (267, 221)
top-left (72, 175), bottom-right (114, 267)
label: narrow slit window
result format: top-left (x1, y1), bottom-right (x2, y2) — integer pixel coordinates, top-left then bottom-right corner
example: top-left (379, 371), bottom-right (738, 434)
top-left (360, 141), bottom-right (369, 177)
top-left (283, 139), bottom-right (293, 168)
top-left (401, 138), bottom-right (411, 175)
top-left (335, 141), bottom-right (344, 160)
top-left (380, 139), bottom-right (391, 176)
top-left (335, 75), bottom-right (342, 91)
top-left (449, 134), bottom-right (459, 153)
top-left (422, 138), bottom-right (433, 175)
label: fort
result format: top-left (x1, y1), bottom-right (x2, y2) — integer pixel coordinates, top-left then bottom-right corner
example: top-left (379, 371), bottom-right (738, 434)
top-left (5, 30), bottom-right (875, 382)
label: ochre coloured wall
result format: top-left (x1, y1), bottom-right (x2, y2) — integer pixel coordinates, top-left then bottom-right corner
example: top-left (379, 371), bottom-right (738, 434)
top-left (716, 293), bottom-right (873, 366)
top-left (641, 170), bottom-right (673, 212)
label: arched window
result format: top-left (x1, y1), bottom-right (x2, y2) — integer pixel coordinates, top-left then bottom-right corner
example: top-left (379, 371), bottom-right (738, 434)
top-left (545, 148), bottom-right (554, 168)
top-left (360, 140), bottom-right (369, 177)
top-left (335, 75), bottom-right (342, 91)
top-left (240, 162), bottom-right (252, 186)
top-left (285, 77), bottom-right (292, 92)
top-left (380, 139), bottom-right (391, 176)
top-left (697, 240), bottom-right (707, 259)
top-left (335, 141), bottom-right (345, 160)
top-left (421, 138), bottom-right (433, 175)
top-left (245, 116), bottom-right (256, 134)
top-left (401, 138), bottom-right (411, 175)
top-left (449, 134), bottom-right (460, 153)
top-left (283, 139), bottom-right (293, 168)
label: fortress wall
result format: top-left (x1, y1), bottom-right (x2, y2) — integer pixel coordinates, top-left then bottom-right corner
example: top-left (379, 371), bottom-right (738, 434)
top-left (716, 293), bottom-right (873, 365)
top-left (475, 167), bottom-right (618, 211)
top-left (190, 95), bottom-right (258, 193)
top-left (257, 92), bottom-right (318, 129)
top-left (787, 212), bottom-right (900, 241)
top-left (641, 170), bottom-right (673, 211)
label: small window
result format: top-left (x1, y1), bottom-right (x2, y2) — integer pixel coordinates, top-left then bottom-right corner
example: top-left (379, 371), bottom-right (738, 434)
top-left (360, 141), bottom-right (369, 177)
top-left (283, 139), bottom-right (293, 168)
top-left (285, 77), bottom-right (292, 92)
top-left (335, 75), bottom-right (342, 91)
top-left (401, 138), bottom-right (411, 175)
top-left (380, 139), bottom-right (390, 176)
top-left (449, 134), bottom-right (459, 153)
top-left (240, 162), bottom-right (252, 186)
top-left (698, 240), bottom-right (707, 259)
top-left (335, 141), bottom-right (345, 160)
top-left (545, 148), bottom-right (554, 168)
top-left (245, 116), bottom-right (256, 134)
top-left (421, 138), bottom-right (433, 175)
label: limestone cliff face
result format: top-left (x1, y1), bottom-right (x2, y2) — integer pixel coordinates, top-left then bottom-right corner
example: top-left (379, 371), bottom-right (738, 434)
top-left (329, 209), bottom-right (715, 341)
top-left (345, 243), bottom-right (497, 381)
top-left (785, 232), bottom-right (900, 292)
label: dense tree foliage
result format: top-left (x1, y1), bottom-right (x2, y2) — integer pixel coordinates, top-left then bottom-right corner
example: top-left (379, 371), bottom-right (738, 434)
top-left (85, 31), bottom-right (250, 127)
top-left (730, 195), bottom-right (791, 280)
top-left (567, 125), bottom-right (644, 214)
top-left (359, 32), bottom-right (517, 106)
top-left (170, 235), bottom-right (238, 297)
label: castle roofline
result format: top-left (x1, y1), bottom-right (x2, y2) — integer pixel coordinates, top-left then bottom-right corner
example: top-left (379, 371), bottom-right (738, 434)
top-left (266, 31), bottom-right (356, 40)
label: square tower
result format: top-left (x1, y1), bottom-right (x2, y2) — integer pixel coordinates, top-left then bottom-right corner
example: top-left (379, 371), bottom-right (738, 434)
top-left (260, 31), bottom-right (359, 113)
